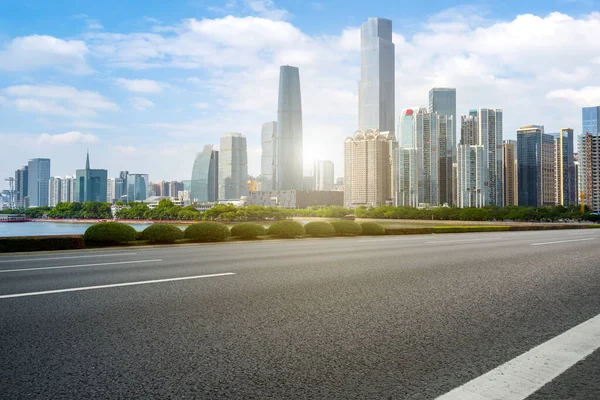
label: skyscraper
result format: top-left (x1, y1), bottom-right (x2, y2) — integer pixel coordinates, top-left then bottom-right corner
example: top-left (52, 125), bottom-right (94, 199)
top-left (48, 177), bottom-right (62, 207)
top-left (261, 121), bottom-right (277, 191)
top-left (75, 152), bottom-right (108, 203)
top-left (582, 106), bottom-right (600, 136)
top-left (476, 109), bottom-right (504, 207)
top-left (437, 114), bottom-right (454, 206)
top-left (191, 145), bottom-right (219, 202)
top-left (579, 106), bottom-right (600, 210)
top-left (276, 65), bottom-right (303, 190)
top-left (169, 181), bottom-right (184, 199)
top-left (460, 114), bottom-right (478, 145)
top-left (219, 133), bottom-right (248, 200)
top-left (398, 108), bottom-right (419, 147)
top-left (126, 174), bottom-right (150, 202)
top-left (503, 140), bottom-right (518, 206)
top-left (554, 128), bottom-right (576, 206)
top-left (313, 160), bottom-right (335, 191)
top-left (415, 108), bottom-right (438, 205)
top-left (517, 125), bottom-right (556, 207)
top-left (429, 88), bottom-right (456, 150)
top-left (61, 176), bottom-right (75, 203)
top-left (107, 178), bottom-right (116, 203)
top-left (395, 147), bottom-right (418, 206)
top-left (115, 171), bottom-right (129, 202)
top-left (14, 166), bottom-right (28, 209)
top-left (27, 158), bottom-right (51, 207)
top-left (457, 144), bottom-right (486, 208)
top-left (359, 18), bottom-right (395, 133)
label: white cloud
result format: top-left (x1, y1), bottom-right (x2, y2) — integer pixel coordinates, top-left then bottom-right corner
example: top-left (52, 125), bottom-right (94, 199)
top-left (547, 87), bottom-right (600, 107)
top-left (245, 0), bottom-right (290, 21)
top-left (193, 102), bottom-right (210, 109)
top-left (3, 84), bottom-right (118, 118)
top-left (116, 78), bottom-right (166, 93)
top-left (88, 21), bottom-right (104, 30)
top-left (131, 97), bottom-right (155, 110)
top-left (38, 131), bottom-right (100, 145)
top-left (116, 145), bottom-right (137, 153)
top-left (0, 35), bottom-right (91, 74)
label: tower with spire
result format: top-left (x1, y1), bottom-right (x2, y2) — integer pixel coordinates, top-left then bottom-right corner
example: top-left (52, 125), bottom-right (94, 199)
top-left (74, 150), bottom-right (108, 203)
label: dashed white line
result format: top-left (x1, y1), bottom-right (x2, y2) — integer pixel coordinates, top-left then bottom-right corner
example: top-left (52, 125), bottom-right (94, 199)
top-left (531, 238), bottom-right (597, 246)
top-left (0, 253), bottom-right (139, 263)
top-left (0, 272), bottom-right (236, 299)
top-left (0, 259), bottom-right (162, 273)
top-left (436, 313), bottom-right (600, 400)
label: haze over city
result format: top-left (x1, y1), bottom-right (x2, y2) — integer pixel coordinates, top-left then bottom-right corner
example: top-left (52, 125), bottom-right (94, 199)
top-left (1, 0), bottom-right (599, 184)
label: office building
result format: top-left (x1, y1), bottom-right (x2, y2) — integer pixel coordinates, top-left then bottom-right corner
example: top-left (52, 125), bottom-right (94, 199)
top-left (48, 177), bottom-right (62, 207)
top-left (115, 171), bottom-right (128, 202)
top-left (429, 88), bottom-right (456, 134)
top-left (517, 125), bottom-right (556, 207)
top-left (261, 121), bottom-right (277, 191)
top-left (61, 176), bottom-right (75, 203)
top-left (219, 133), bottom-right (248, 200)
top-left (27, 158), bottom-right (51, 207)
top-left (191, 145), bottom-right (219, 202)
top-left (74, 152), bottom-right (108, 203)
top-left (554, 128), bottom-right (576, 206)
top-left (344, 129), bottom-right (393, 207)
top-left (160, 181), bottom-right (170, 197)
top-left (398, 108), bottom-right (419, 147)
top-left (125, 174), bottom-right (149, 202)
top-left (107, 178), bottom-right (116, 203)
top-left (503, 140), bottom-right (518, 206)
top-left (169, 181), bottom-right (184, 199)
top-left (14, 166), bottom-right (28, 208)
top-left (457, 144), bottom-right (486, 208)
top-left (276, 66), bottom-right (303, 190)
top-left (359, 18), bottom-right (395, 134)
top-left (314, 160), bottom-right (334, 191)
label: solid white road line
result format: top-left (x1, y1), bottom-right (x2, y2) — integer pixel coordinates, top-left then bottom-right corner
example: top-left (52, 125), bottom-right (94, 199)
top-left (0, 272), bottom-right (236, 299)
top-left (0, 259), bottom-right (162, 273)
top-left (436, 313), bottom-right (600, 400)
top-left (531, 238), bottom-right (597, 246)
top-left (0, 253), bottom-right (139, 263)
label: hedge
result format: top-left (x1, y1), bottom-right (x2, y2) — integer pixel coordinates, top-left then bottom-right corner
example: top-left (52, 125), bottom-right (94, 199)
top-left (360, 222), bottom-right (385, 235)
top-left (433, 226), bottom-right (510, 233)
top-left (230, 223), bottom-right (267, 239)
top-left (267, 220), bottom-right (305, 238)
top-left (384, 227), bottom-right (435, 235)
top-left (330, 220), bottom-right (362, 236)
top-left (0, 235), bottom-right (85, 253)
top-left (84, 222), bottom-right (138, 245)
top-left (142, 224), bottom-right (184, 243)
top-left (304, 221), bottom-right (335, 237)
top-left (184, 222), bottom-right (230, 242)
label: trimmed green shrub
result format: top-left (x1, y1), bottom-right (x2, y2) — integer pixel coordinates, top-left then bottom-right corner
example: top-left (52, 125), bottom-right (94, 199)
top-left (360, 222), bottom-right (385, 235)
top-left (142, 224), bottom-right (184, 243)
top-left (0, 235), bottom-right (85, 253)
top-left (231, 223), bottom-right (267, 239)
top-left (184, 222), bottom-right (230, 242)
top-left (304, 221), bottom-right (335, 237)
top-left (84, 222), bottom-right (138, 245)
top-left (266, 220), bottom-right (305, 238)
top-left (330, 220), bottom-right (362, 236)
top-left (433, 226), bottom-right (510, 233)
top-left (384, 228), bottom-right (435, 235)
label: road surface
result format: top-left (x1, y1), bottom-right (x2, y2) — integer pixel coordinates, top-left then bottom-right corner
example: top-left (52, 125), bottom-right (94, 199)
top-left (1, 229), bottom-right (599, 399)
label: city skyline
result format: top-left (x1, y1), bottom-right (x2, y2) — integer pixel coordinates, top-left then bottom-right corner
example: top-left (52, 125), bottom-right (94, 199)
top-left (1, 2), bottom-right (599, 186)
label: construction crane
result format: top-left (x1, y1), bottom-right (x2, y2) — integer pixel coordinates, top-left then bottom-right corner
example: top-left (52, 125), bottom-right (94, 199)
top-left (4, 177), bottom-right (15, 209)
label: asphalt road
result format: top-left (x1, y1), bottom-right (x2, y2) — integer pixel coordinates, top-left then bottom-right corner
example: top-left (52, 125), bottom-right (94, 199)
top-left (1, 229), bottom-right (599, 399)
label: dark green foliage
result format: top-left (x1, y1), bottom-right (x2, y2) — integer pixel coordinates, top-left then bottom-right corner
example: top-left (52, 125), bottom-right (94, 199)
top-left (384, 228), bottom-right (435, 235)
top-left (433, 226), bottom-right (510, 233)
top-left (84, 222), bottom-right (138, 244)
top-left (48, 202), bottom-right (112, 219)
top-left (184, 223), bottom-right (230, 242)
top-left (304, 221), bottom-right (335, 237)
top-left (0, 235), bottom-right (85, 253)
top-left (266, 220), bottom-right (305, 238)
top-left (230, 223), bottom-right (267, 239)
top-left (360, 222), bottom-right (385, 235)
top-left (142, 224), bottom-right (184, 243)
top-left (330, 220), bottom-right (362, 236)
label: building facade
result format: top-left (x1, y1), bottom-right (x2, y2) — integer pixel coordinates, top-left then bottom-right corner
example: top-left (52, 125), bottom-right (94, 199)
top-left (276, 66), bottom-right (303, 190)
top-left (126, 174), bottom-right (150, 202)
top-left (61, 176), bottom-right (75, 203)
top-left (191, 145), bottom-right (219, 203)
top-left (554, 128), bottom-right (576, 206)
top-left (579, 133), bottom-right (600, 211)
top-left (398, 108), bottom-right (418, 147)
top-left (502, 140), bottom-right (518, 206)
top-left (314, 160), bottom-right (335, 191)
top-left (415, 109), bottom-right (438, 206)
top-left (219, 133), bottom-right (248, 200)
top-left (14, 166), bottom-right (28, 209)
top-left (457, 145), bottom-right (486, 208)
top-left (261, 121), bottom-right (277, 191)
top-left (27, 158), bottom-right (51, 207)
top-left (437, 114), bottom-right (454, 206)
top-left (48, 177), bottom-right (62, 207)
top-left (517, 125), bottom-right (556, 207)
top-left (74, 153), bottom-right (108, 203)
top-left (395, 147), bottom-right (418, 206)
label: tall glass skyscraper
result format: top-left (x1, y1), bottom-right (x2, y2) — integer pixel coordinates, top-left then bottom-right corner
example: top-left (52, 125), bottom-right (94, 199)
top-left (126, 174), bottom-right (150, 202)
top-left (75, 152), bottom-right (108, 203)
top-left (518, 125), bottom-right (555, 207)
top-left (399, 108), bottom-right (418, 147)
top-left (579, 106), bottom-right (600, 210)
top-left (359, 18), bottom-right (395, 133)
top-left (27, 158), bottom-right (51, 207)
top-left (261, 121), bottom-right (277, 191)
top-left (191, 145), bottom-right (218, 202)
top-left (219, 133), bottom-right (248, 200)
top-left (582, 106), bottom-right (600, 136)
top-left (276, 65), bottom-right (303, 190)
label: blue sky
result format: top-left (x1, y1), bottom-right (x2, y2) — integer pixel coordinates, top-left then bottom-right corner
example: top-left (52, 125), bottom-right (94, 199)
top-left (1, 0), bottom-right (600, 188)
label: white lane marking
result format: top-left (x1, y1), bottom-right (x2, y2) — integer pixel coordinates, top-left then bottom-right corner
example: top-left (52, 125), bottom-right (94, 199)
top-left (0, 272), bottom-right (236, 299)
top-left (0, 253), bottom-right (139, 263)
top-left (426, 238), bottom-right (500, 244)
top-left (358, 237), bottom-right (428, 242)
top-left (531, 238), bottom-right (597, 246)
top-left (0, 259), bottom-right (162, 273)
top-left (436, 313), bottom-right (600, 400)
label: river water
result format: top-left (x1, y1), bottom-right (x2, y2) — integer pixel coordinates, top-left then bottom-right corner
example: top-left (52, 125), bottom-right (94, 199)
top-left (0, 221), bottom-right (179, 237)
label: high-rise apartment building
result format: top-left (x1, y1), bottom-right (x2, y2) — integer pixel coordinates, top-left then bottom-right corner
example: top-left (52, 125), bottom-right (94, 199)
top-left (395, 147), bottom-right (418, 206)
top-left (313, 160), bottom-right (335, 191)
top-left (359, 18), bottom-right (395, 134)
top-left (460, 114), bottom-right (478, 145)
top-left (517, 125), bottom-right (556, 206)
top-left (27, 158), bottom-right (51, 207)
top-left (415, 108), bottom-right (438, 206)
top-left (554, 128), bottom-right (576, 206)
top-left (344, 129), bottom-right (394, 207)
top-left (48, 177), bottom-right (62, 207)
top-left (61, 176), bottom-right (75, 203)
top-left (429, 88), bottom-right (456, 131)
top-left (160, 181), bottom-right (170, 197)
top-left (502, 140), bottom-right (518, 206)
top-left (261, 121), bottom-right (277, 191)
top-left (398, 108), bottom-right (418, 147)
top-left (106, 178), bottom-right (115, 203)
top-left (579, 133), bottom-right (600, 211)
top-left (219, 133), bottom-right (248, 200)
top-left (457, 144), bottom-right (486, 208)
top-left (14, 166), bottom-right (28, 208)
top-left (437, 114), bottom-right (454, 206)
top-left (191, 145), bottom-right (218, 203)
top-left (276, 66), bottom-right (303, 190)
top-left (74, 152), bottom-right (108, 203)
